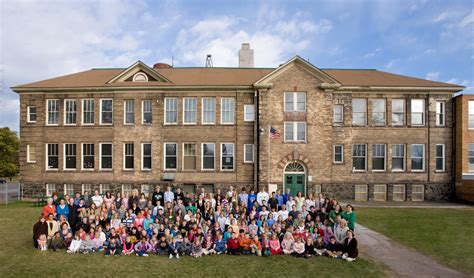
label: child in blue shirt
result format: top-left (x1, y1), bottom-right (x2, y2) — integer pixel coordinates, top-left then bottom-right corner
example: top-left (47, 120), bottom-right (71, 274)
top-left (247, 190), bottom-right (257, 211)
top-left (214, 233), bottom-right (227, 254)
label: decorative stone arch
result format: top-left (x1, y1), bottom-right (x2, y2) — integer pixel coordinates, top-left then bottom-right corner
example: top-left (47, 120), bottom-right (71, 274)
top-left (276, 150), bottom-right (313, 171)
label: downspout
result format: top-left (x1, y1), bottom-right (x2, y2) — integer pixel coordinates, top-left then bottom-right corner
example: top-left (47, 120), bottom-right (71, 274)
top-left (427, 94), bottom-right (431, 186)
top-left (254, 89), bottom-right (259, 192)
top-left (451, 96), bottom-right (457, 201)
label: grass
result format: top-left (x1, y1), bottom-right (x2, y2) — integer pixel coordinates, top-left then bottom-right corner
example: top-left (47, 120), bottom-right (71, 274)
top-left (0, 202), bottom-right (385, 278)
top-left (357, 207), bottom-right (474, 275)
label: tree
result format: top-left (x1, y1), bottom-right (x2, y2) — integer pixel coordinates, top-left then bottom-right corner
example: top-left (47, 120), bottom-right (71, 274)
top-left (0, 127), bottom-right (19, 180)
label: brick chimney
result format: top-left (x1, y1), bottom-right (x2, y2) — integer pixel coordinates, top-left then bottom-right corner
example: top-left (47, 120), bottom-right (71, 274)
top-left (239, 43), bottom-right (254, 68)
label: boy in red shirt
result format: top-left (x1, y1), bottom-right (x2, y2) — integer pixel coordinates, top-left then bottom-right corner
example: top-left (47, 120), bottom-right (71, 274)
top-left (227, 232), bottom-right (240, 255)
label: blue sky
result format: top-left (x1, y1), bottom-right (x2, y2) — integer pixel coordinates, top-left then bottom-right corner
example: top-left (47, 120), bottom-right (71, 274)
top-left (1, 0), bottom-right (473, 132)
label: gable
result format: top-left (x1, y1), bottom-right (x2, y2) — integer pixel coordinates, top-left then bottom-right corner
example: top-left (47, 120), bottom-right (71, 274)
top-left (107, 61), bottom-right (171, 84)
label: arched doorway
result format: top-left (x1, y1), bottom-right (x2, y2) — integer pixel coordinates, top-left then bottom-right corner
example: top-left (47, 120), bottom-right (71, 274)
top-left (284, 161), bottom-right (306, 196)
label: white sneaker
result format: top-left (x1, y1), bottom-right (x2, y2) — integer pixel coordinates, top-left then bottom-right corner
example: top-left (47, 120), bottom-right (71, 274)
top-left (176, 254), bottom-right (180, 259)
top-left (143, 253), bottom-right (149, 257)
top-left (169, 254), bottom-right (173, 259)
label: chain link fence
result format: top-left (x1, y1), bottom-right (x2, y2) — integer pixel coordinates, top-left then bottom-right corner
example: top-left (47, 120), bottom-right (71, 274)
top-left (0, 182), bottom-right (21, 204)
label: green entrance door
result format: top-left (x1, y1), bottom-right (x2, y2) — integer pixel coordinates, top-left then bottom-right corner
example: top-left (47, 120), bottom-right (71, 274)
top-left (285, 174), bottom-right (305, 196)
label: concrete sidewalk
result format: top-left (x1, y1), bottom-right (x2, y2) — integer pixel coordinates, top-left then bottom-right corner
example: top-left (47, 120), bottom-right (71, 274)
top-left (340, 201), bottom-right (472, 209)
top-left (357, 224), bottom-right (469, 278)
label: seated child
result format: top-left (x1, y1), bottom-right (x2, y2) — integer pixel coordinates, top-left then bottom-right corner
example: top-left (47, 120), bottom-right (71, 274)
top-left (249, 235), bottom-right (262, 256)
top-left (179, 237), bottom-right (193, 256)
top-left (67, 232), bottom-right (82, 253)
top-left (261, 233), bottom-right (271, 257)
top-left (269, 233), bottom-right (282, 255)
top-left (213, 233), bottom-right (227, 254)
top-left (202, 235), bottom-right (215, 255)
top-left (292, 237), bottom-right (305, 258)
top-left (122, 236), bottom-right (135, 255)
top-left (105, 238), bottom-right (120, 256)
top-left (79, 234), bottom-right (95, 254)
top-left (92, 231), bottom-right (104, 252)
top-left (326, 236), bottom-right (341, 258)
top-left (226, 232), bottom-right (240, 255)
top-left (49, 232), bottom-right (63, 251)
top-left (314, 236), bottom-right (326, 256)
top-left (191, 237), bottom-right (203, 258)
top-left (168, 237), bottom-right (180, 259)
top-left (156, 236), bottom-right (169, 255)
top-left (63, 232), bottom-right (73, 249)
top-left (134, 237), bottom-right (153, 257)
top-left (281, 232), bottom-right (295, 255)
top-left (304, 237), bottom-right (316, 257)
top-left (37, 234), bottom-right (48, 251)
top-left (239, 234), bottom-right (252, 255)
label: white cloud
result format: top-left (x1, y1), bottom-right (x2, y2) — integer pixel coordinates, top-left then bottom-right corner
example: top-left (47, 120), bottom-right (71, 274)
top-left (364, 48), bottom-right (382, 58)
top-left (426, 72), bottom-right (439, 80)
top-left (459, 11), bottom-right (474, 28)
top-left (385, 58), bottom-right (400, 69)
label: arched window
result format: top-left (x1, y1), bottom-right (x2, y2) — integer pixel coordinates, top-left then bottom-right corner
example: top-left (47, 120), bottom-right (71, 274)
top-left (132, 72), bottom-right (148, 82)
top-left (284, 162), bottom-right (305, 173)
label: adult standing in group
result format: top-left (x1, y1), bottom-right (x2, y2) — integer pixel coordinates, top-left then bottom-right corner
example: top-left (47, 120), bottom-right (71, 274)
top-left (256, 187), bottom-right (269, 206)
top-left (174, 187), bottom-right (185, 202)
top-left (42, 198), bottom-right (56, 219)
top-left (342, 204), bottom-right (356, 231)
top-left (91, 190), bottom-right (103, 207)
top-left (32, 216), bottom-right (48, 248)
top-left (67, 197), bottom-right (78, 232)
top-left (128, 189), bottom-right (140, 209)
top-left (56, 199), bottom-right (69, 221)
top-left (238, 187), bottom-right (248, 208)
top-left (152, 186), bottom-right (164, 207)
top-left (164, 186), bottom-right (175, 204)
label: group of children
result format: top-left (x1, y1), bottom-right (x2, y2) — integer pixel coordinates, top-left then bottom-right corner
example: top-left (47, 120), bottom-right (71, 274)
top-left (33, 186), bottom-right (358, 261)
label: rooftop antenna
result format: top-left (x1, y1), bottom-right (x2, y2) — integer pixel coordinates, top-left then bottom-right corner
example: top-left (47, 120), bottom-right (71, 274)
top-left (205, 54), bottom-right (213, 67)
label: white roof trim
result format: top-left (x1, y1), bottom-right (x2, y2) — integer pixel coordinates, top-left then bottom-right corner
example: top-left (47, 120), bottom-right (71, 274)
top-left (106, 61), bottom-right (171, 84)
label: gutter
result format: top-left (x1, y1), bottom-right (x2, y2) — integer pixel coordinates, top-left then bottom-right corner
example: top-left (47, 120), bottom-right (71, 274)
top-left (254, 89), bottom-right (260, 191)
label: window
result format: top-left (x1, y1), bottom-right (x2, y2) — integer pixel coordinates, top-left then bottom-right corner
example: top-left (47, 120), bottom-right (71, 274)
top-left (373, 184), bottom-right (387, 201)
top-left (64, 99), bottom-right (77, 125)
top-left (82, 144), bottom-right (94, 170)
top-left (221, 143), bottom-right (234, 170)
top-left (124, 143), bottom-right (134, 170)
top-left (392, 144), bottom-right (405, 171)
top-left (124, 100), bottom-right (134, 124)
top-left (352, 98), bottom-right (367, 125)
top-left (352, 144), bottom-right (366, 171)
top-left (64, 143), bottom-right (77, 170)
top-left (142, 100), bottom-right (152, 124)
top-left (372, 144), bottom-right (386, 171)
top-left (183, 98), bottom-right (197, 124)
top-left (411, 184), bottom-right (425, 201)
top-left (121, 184), bottom-right (132, 195)
top-left (333, 145), bottom-right (343, 163)
top-left (164, 143), bottom-right (177, 170)
top-left (284, 92), bottom-right (306, 112)
top-left (100, 143), bottom-right (113, 170)
top-left (164, 98), bottom-right (178, 124)
top-left (372, 99), bottom-right (386, 125)
top-left (202, 143), bottom-right (215, 170)
top-left (469, 101), bottom-right (474, 129)
top-left (46, 184), bottom-right (56, 197)
top-left (46, 99), bottom-right (59, 125)
top-left (27, 144), bottom-right (36, 163)
top-left (393, 184), bottom-right (406, 201)
top-left (133, 72), bottom-right (148, 82)
top-left (411, 144), bottom-right (425, 171)
top-left (100, 99), bottom-right (113, 125)
top-left (333, 105), bottom-right (343, 123)
top-left (354, 184), bottom-right (368, 201)
top-left (46, 143), bottom-right (59, 170)
top-left (221, 98), bottom-right (235, 124)
top-left (469, 144), bottom-right (474, 171)
top-left (64, 184), bottom-right (74, 196)
top-left (82, 99), bottom-right (95, 125)
top-left (436, 144), bottom-right (445, 171)
top-left (81, 184), bottom-right (92, 195)
top-left (183, 143), bottom-right (196, 170)
top-left (411, 99), bottom-right (424, 126)
top-left (202, 98), bottom-right (216, 124)
top-left (391, 99), bottom-right (405, 126)
top-left (142, 143), bottom-right (152, 170)
top-left (100, 184), bottom-right (111, 195)
top-left (436, 101), bottom-right (445, 126)
top-left (141, 184), bottom-right (152, 197)
top-left (284, 122), bottom-right (306, 142)
top-left (27, 106), bottom-right (37, 123)
top-left (244, 104), bottom-right (254, 122)
top-left (244, 144), bottom-right (254, 163)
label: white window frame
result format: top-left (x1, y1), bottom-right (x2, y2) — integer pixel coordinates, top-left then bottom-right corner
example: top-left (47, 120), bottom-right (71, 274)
top-left (435, 144), bottom-right (445, 172)
top-left (468, 144), bottom-right (474, 172)
top-left (392, 144), bottom-right (405, 172)
top-left (333, 144), bottom-right (344, 164)
top-left (411, 144), bottom-right (425, 172)
top-left (182, 142), bottom-right (197, 170)
top-left (284, 92), bottom-right (306, 112)
top-left (81, 184), bottom-right (92, 195)
top-left (244, 104), bottom-right (255, 122)
top-left (46, 184), bottom-right (56, 197)
top-left (46, 99), bottom-right (59, 126)
top-left (124, 99), bottom-right (135, 125)
top-left (183, 98), bottom-right (197, 125)
top-left (352, 98), bottom-right (367, 126)
top-left (142, 100), bottom-right (152, 125)
top-left (283, 122), bottom-right (307, 142)
top-left (436, 101), bottom-right (445, 127)
top-left (164, 98), bottom-right (178, 125)
top-left (99, 143), bottom-right (113, 171)
top-left (164, 142), bottom-right (177, 170)
top-left (220, 142), bottom-right (235, 171)
top-left (121, 184), bottom-right (132, 196)
top-left (64, 184), bottom-right (74, 196)
top-left (27, 106), bottom-right (37, 123)
top-left (46, 143), bottom-right (59, 171)
top-left (63, 143), bottom-right (77, 170)
top-left (469, 101), bottom-right (474, 129)
top-left (391, 99), bottom-right (405, 126)
top-left (81, 143), bottom-right (95, 171)
top-left (201, 143), bottom-right (215, 171)
top-left (411, 99), bottom-right (425, 126)
top-left (352, 144), bottom-right (367, 172)
top-left (141, 143), bottom-right (152, 171)
top-left (64, 99), bottom-right (77, 125)
top-left (141, 184), bottom-right (152, 197)
top-left (371, 99), bottom-right (386, 126)
top-left (333, 105), bottom-right (343, 123)
top-left (100, 99), bottom-right (113, 125)
top-left (100, 184), bottom-right (111, 195)
top-left (202, 97), bottom-right (216, 125)
top-left (371, 144), bottom-right (386, 172)
top-left (82, 99), bottom-right (95, 125)
top-left (220, 97), bottom-right (235, 125)
top-left (27, 144), bottom-right (36, 163)
top-left (244, 144), bottom-right (254, 163)
top-left (123, 143), bottom-right (134, 170)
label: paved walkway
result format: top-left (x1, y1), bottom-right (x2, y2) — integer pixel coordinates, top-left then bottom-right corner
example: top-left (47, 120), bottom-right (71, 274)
top-left (340, 201), bottom-right (473, 209)
top-left (357, 224), bottom-right (469, 278)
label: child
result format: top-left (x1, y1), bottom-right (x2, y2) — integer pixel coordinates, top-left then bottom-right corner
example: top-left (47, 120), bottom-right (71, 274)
top-left (49, 232), bottom-right (63, 251)
top-left (226, 232), bottom-right (240, 255)
top-left (314, 237), bottom-right (326, 256)
top-left (156, 236), bottom-right (169, 255)
top-left (239, 233), bottom-right (251, 255)
top-left (281, 232), bottom-right (294, 255)
top-left (67, 233), bottom-right (82, 253)
top-left (105, 238), bottom-right (120, 256)
top-left (179, 237), bottom-right (192, 256)
top-left (135, 237), bottom-right (153, 257)
top-left (190, 237), bottom-right (203, 258)
top-left (63, 232), bottom-right (73, 249)
top-left (249, 235), bottom-right (262, 256)
top-left (122, 236), bottom-right (135, 256)
top-left (202, 235), bottom-right (215, 255)
top-left (37, 234), bottom-right (48, 251)
top-left (292, 237), bottom-right (305, 258)
top-left (326, 236), bottom-right (341, 258)
top-left (168, 237), bottom-right (180, 259)
top-left (213, 233), bottom-right (227, 255)
top-left (92, 232), bottom-right (104, 252)
top-left (261, 233), bottom-right (271, 257)
top-left (304, 237), bottom-right (316, 257)
top-left (269, 233), bottom-right (282, 255)
top-left (79, 234), bottom-right (95, 254)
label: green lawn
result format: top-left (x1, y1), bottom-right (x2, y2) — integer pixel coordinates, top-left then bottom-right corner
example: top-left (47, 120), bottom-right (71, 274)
top-left (0, 203), bottom-right (385, 278)
top-left (357, 207), bottom-right (474, 275)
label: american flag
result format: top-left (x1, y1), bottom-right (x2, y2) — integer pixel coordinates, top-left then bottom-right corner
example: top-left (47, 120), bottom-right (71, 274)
top-left (270, 126), bottom-right (281, 139)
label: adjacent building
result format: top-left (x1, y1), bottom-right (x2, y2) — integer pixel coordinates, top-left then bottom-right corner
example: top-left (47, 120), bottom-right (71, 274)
top-left (12, 44), bottom-right (465, 201)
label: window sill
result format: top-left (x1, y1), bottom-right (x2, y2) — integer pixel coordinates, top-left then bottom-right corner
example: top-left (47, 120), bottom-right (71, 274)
top-left (64, 124), bottom-right (77, 126)
top-left (220, 123), bottom-right (236, 125)
top-left (202, 123), bottom-right (216, 125)
top-left (81, 169), bottom-right (95, 171)
top-left (45, 124), bottom-right (59, 126)
top-left (163, 123), bottom-right (178, 126)
top-left (333, 162), bottom-right (344, 164)
top-left (435, 170), bottom-right (447, 173)
top-left (26, 121), bottom-right (37, 124)
top-left (392, 170), bottom-right (405, 173)
top-left (352, 170), bottom-right (367, 173)
top-left (123, 123), bottom-right (135, 126)
top-left (81, 124), bottom-right (95, 126)
top-left (141, 169), bottom-right (152, 172)
top-left (63, 169), bottom-right (77, 171)
top-left (243, 161), bottom-right (254, 164)
top-left (27, 161), bottom-right (36, 164)
top-left (99, 169), bottom-right (113, 172)
top-left (411, 170), bottom-right (425, 173)
top-left (283, 141), bottom-right (307, 144)
top-left (99, 124), bottom-right (113, 126)
top-left (183, 123), bottom-right (197, 125)
top-left (220, 170), bottom-right (235, 172)
top-left (123, 169), bottom-right (134, 172)
top-left (163, 169), bottom-right (177, 172)
top-left (372, 170), bottom-right (386, 173)
top-left (201, 169), bottom-right (215, 172)
top-left (45, 169), bottom-right (59, 171)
